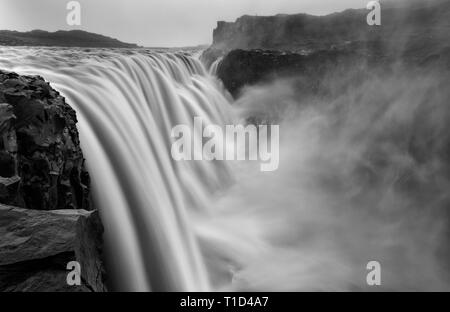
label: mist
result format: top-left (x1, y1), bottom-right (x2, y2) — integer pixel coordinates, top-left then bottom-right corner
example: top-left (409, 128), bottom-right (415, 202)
top-left (196, 66), bottom-right (450, 291)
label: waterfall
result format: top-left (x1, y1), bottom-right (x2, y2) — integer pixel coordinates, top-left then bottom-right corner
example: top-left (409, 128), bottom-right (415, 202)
top-left (209, 57), bottom-right (223, 76)
top-left (2, 47), bottom-right (449, 291)
top-left (0, 47), bottom-right (232, 291)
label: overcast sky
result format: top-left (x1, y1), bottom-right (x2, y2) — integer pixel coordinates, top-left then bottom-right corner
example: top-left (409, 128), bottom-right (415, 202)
top-left (0, 0), bottom-right (370, 47)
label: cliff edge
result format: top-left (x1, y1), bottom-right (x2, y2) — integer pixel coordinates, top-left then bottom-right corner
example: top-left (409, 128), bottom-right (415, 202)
top-left (0, 70), bottom-right (106, 291)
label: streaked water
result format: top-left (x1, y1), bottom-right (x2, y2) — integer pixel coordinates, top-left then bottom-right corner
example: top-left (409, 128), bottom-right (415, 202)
top-left (0, 47), bottom-right (235, 291)
top-left (1, 46), bottom-right (449, 292)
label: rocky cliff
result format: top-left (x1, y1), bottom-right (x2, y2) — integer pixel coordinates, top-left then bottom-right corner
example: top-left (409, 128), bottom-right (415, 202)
top-left (216, 49), bottom-right (362, 98)
top-left (0, 70), bottom-right (106, 291)
top-left (216, 45), bottom-right (450, 98)
top-left (209, 0), bottom-right (450, 97)
top-left (210, 0), bottom-right (450, 54)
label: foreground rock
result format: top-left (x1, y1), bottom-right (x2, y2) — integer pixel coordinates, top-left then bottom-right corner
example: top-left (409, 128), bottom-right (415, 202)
top-left (0, 70), bottom-right (106, 291)
top-left (0, 204), bottom-right (106, 291)
top-left (0, 70), bottom-right (91, 211)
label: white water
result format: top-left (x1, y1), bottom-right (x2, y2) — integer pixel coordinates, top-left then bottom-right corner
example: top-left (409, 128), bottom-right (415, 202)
top-left (1, 47), bottom-right (449, 291)
top-left (0, 47), bottom-right (235, 291)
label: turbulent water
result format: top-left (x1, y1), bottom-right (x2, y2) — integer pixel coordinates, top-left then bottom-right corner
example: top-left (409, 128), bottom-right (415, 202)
top-left (1, 47), bottom-right (449, 291)
top-left (0, 46), bottom-right (232, 291)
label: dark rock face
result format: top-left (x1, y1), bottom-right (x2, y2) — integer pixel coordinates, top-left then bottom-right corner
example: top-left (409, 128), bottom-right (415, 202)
top-left (217, 46), bottom-right (450, 99)
top-left (0, 70), bottom-right (91, 211)
top-left (217, 49), bottom-right (387, 98)
top-left (0, 70), bottom-right (106, 291)
top-left (0, 204), bottom-right (106, 291)
top-left (0, 30), bottom-right (139, 48)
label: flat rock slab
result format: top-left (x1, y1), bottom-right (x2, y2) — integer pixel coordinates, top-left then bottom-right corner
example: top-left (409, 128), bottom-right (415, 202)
top-left (0, 204), bottom-right (106, 291)
top-left (0, 204), bottom-right (90, 265)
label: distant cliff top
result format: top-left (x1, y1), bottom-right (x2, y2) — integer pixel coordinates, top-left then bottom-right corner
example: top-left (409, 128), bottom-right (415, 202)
top-left (0, 29), bottom-right (139, 48)
top-left (211, 0), bottom-right (450, 53)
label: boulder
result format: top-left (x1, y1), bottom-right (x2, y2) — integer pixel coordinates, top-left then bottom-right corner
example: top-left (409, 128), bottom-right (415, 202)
top-left (0, 203), bottom-right (106, 292)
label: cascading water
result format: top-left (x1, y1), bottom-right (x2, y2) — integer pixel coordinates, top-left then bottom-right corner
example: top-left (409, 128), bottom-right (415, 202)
top-left (1, 47), bottom-right (449, 291)
top-left (208, 57), bottom-right (223, 76)
top-left (0, 47), bottom-right (234, 291)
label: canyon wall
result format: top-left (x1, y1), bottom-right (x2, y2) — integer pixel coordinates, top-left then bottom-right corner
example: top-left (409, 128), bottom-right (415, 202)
top-left (211, 0), bottom-right (450, 53)
top-left (208, 0), bottom-right (450, 97)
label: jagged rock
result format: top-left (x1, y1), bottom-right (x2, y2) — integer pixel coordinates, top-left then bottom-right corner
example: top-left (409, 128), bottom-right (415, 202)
top-left (0, 70), bottom-right (105, 292)
top-left (0, 204), bottom-right (106, 292)
top-left (0, 70), bottom-right (91, 211)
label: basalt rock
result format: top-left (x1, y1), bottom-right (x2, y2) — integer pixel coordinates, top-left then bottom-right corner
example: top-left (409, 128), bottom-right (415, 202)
top-left (216, 48), bottom-right (386, 98)
top-left (0, 70), bottom-right (106, 292)
top-left (0, 70), bottom-right (91, 211)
